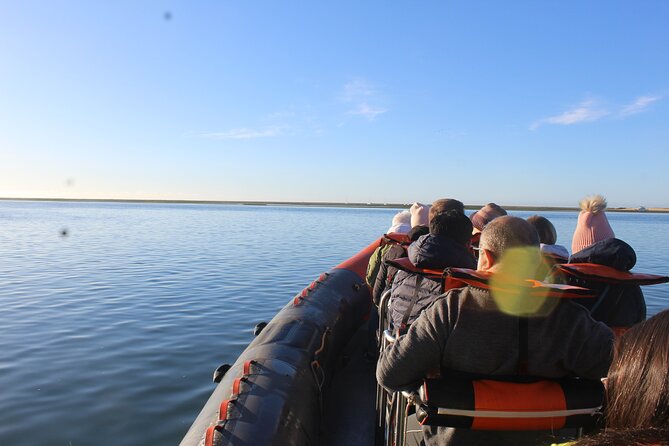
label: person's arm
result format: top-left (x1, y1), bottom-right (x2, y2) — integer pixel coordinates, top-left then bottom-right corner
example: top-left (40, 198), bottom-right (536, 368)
top-left (372, 259), bottom-right (390, 306)
top-left (365, 246), bottom-right (383, 287)
top-left (376, 297), bottom-right (451, 390)
top-left (373, 245), bottom-right (405, 305)
top-left (563, 304), bottom-right (614, 379)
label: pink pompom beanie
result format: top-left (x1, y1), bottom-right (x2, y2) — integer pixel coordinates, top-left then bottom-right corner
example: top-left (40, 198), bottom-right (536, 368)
top-left (470, 203), bottom-right (507, 232)
top-left (571, 195), bottom-right (615, 254)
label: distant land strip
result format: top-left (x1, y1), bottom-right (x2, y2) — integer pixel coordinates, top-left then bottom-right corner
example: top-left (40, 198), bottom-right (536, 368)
top-left (0, 197), bottom-right (667, 213)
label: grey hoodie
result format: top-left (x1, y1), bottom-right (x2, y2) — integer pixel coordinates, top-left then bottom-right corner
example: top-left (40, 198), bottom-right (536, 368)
top-left (377, 285), bottom-right (613, 445)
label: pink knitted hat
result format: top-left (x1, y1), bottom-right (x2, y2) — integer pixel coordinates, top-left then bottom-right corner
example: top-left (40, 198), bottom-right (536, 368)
top-left (571, 195), bottom-right (615, 254)
top-left (410, 202), bottom-right (430, 228)
top-left (470, 203), bottom-right (507, 232)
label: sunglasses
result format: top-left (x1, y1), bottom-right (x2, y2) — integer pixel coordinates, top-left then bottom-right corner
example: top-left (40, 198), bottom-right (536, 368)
top-left (472, 246), bottom-right (496, 260)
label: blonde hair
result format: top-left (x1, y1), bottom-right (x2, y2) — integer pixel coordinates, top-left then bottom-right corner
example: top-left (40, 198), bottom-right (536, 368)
top-left (579, 194), bottom-right (608, 214)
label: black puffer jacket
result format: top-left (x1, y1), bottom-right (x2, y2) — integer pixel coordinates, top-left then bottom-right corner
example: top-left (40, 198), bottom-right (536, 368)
top-left (562, 238), bottom-right (646, 328)
top-left (373, 225), bottom-right (430, 305)
top-left (388, 234), bottom-right (476, 330)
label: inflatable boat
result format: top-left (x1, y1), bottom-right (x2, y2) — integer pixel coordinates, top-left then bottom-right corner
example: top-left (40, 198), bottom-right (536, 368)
top-left (179, 237), bottom-right (669, 446)
top-left (179, 238), bottom-right (382, 446)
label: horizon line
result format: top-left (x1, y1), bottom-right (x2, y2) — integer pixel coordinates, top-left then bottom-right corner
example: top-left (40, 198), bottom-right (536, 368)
top-left (1, 197), bottom-right (666, 213)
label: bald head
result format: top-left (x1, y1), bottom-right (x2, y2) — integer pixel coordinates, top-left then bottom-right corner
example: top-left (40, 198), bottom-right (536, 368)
top-left (479, 216), bottom-right (540, 261)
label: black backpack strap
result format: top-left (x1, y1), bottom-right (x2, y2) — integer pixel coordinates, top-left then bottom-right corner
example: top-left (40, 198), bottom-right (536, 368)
top-left (517, 317), bottom-right (529, 375)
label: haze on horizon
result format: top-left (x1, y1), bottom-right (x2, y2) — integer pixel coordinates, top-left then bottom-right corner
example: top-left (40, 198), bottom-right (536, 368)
top-left (1, 1), bottom-right (667, 208)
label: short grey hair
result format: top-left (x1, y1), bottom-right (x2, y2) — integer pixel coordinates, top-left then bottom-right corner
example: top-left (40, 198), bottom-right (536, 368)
top-left (479, 216), bottom-right (539, 259)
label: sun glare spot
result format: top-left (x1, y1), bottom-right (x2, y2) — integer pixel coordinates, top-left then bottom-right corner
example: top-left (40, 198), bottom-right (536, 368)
top-left (490, 247), bottom-right (554, 317)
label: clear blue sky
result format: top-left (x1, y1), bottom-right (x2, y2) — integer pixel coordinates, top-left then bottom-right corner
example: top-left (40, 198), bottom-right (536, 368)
top-left (1, 1), bottom-right (667, 207)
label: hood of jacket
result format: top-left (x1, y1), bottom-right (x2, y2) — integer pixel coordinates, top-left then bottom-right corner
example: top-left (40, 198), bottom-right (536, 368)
top-left (568, 237), bottom-right (636, 271)
top-left (540, 243), bottom-right (569, 260)
top-left (408, 234), bottom-right (477, 270)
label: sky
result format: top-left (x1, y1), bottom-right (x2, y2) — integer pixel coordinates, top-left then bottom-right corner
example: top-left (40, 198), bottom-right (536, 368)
top-left (1, 1), bottom-right (668, 207)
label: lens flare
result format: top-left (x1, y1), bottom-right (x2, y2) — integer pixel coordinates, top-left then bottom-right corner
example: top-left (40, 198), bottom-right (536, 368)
top-left (490, 247), bottom-right (556, 317)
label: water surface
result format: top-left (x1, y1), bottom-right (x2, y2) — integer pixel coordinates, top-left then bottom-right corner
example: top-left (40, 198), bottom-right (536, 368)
top-left (1, 201), bottom-right (667, 445)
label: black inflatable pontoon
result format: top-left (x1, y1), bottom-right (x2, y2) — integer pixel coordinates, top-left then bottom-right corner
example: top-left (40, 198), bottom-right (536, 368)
top-left (179, 239), bottom-right (381, 446)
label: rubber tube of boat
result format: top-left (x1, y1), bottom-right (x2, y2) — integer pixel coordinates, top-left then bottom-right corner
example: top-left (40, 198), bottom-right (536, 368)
top-left (179, 239), bottom-right (381, 446)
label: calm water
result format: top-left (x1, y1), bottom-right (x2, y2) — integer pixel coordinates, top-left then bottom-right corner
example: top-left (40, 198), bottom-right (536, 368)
top-left (1, 201), bottom-right (668, 445)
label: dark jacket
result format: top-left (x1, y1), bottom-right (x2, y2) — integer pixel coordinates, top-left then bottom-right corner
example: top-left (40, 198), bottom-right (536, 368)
top-left (372, 225), bottom-right (429, 305)
top-left (563, 238), bottom-right (646, 328)
top-left (377, 285), bottom-right (613, 446)
top-left (387, 234), bottom-right (476, 330)
top-left (372, 244), bottom-right (406, 305)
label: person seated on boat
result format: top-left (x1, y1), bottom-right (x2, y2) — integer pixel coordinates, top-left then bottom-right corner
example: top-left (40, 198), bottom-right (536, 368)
top-left (527, 215), bottom-right (569, 261)
top-left (372, 225), bottom-right (428, 306)
top-left (606, 310), bottom-right (669, 430)
top-left (377, 216), bottom-right (613, 446)
top-left (564, 427), bottom-right (669, 446)
top-left (372, 199), bottom-right (464, 306)
top-left (469, 202), bottom-right (507, 256)
top-left (411, 198), bottom-right (466, 228)
top-left (555, 310), bottom-right (669, 446)
top-left (527, 215), bottom-right (569, 280)
top-left (409, 201), bottom-right (431, 230)
top-left (565, 238), bottom-right (646, 330)
top-left (571, 194), bottom-right (615, 256)
top-left (388, 210), bottom-right (412, 235)
top-left (560, 195), bottom-right (646, 329)
top-left (365, 210), bottom-right (412, 287)
top-left (387, 208), bottom-right (476, 332)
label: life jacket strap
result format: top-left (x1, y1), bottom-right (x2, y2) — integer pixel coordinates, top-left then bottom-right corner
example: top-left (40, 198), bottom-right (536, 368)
top-left (517, 317), bottom-right (528, 375)
top-left (386, 257), bottom-right (444, 280)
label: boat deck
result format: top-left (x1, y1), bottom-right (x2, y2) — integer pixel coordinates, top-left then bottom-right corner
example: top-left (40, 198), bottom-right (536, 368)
top-left (322, 318), bottom-right (378, 446)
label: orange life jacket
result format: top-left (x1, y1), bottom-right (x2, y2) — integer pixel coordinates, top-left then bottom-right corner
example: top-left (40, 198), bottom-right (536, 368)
top-left (551, 263), bottom-right (668, 335)
top-left (553, 263), bottom-right (669, 286)
top-left (416, 373), bottom-right (604, 431)
top-left (385, 256), bottom-right (444, 281)
top-left (442, 267), bottom-right (594, 299)
top-left (382, 232), bottom-right (411, 246)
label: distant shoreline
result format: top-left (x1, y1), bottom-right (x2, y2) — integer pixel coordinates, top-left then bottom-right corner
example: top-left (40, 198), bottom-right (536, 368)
top-left (1, 197), bottom-right (668, 213)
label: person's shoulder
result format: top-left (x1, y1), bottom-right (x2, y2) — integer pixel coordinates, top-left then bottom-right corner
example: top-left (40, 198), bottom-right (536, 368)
top-left (422, 286), bottom-right (473, 313)
top-left (384, 243), bottom-right (406, 259)
top-left (552, 300), bottom-right (614, 335)
top-left (550, 299), bottom-right (595, 323)
top-left (554, 298), bottom-right (597, 318)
